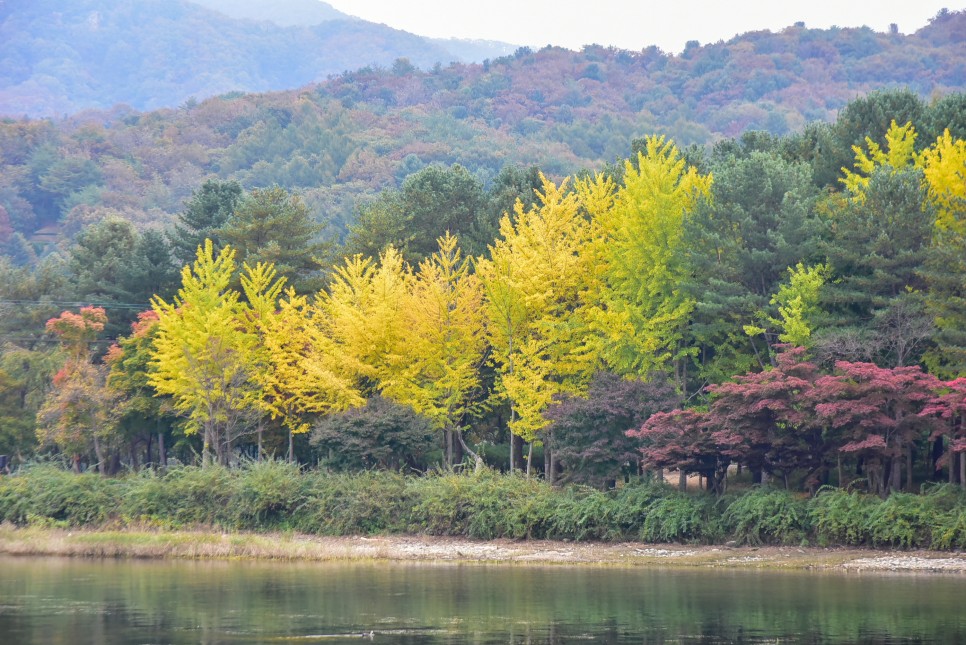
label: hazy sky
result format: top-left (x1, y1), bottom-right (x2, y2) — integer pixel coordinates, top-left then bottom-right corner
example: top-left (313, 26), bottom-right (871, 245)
top-left (325, 0), bottom-right (960, 53)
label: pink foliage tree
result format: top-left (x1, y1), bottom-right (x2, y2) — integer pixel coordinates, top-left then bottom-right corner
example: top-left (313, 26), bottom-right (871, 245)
top-left (814, 361), bottom-right (940, 496)
top-left (630, 409), bottom-right (731, 494)
top-left (706, 347), bottom-right (825, 489)
top-left (920, 378), bottom-right (966, 484)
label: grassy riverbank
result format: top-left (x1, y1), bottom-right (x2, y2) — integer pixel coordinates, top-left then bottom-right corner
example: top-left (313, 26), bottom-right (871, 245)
top-left (3, 462), bottom-right (966, 550)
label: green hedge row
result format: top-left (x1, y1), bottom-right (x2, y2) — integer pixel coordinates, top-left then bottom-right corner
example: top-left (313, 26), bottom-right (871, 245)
top-left (3, 463), bottom-right (966, 548)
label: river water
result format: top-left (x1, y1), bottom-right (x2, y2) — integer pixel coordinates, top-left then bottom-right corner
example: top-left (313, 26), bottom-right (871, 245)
top-left (0, 556), bottom-right (963, 643)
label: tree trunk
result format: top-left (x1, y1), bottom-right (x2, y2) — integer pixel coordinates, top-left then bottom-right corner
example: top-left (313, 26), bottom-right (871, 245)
top-left (526, 442), bottom-right (533, 478)
top-left (453, 432), bottom-right (464, 465)
top-left (960, 451), bottom-right (965, 488)
top-left (257, 426), bottom-right (263, 463)
top-left (906, 446), bottom-right (913, 492)
top-left (950, 447), bottom-right (956, 484)
top-left (890, 457), bottom-right (901, 493)
top-left (932, 437), bottom-right (944, 482)
top-left (548, 445), bottom-right (557, 485)
top-left (288, 429), bottom-right (294, 463)
top-left (678, 470), bottom-right (686, 491)
top-left (202, 426), bottom-right (213, 467)
top-left (511, 433), bottom-right (523, 474)
top-left (158, 431), bottom-right (166, 472)
top-left (455, 431), bottom-right (483, 472)
top-left (445, 429), bottom-right (454, 468)
top-left (92, 434), bottom-right (106, 476)
top-left (544, 434), bottom-right (553, 484)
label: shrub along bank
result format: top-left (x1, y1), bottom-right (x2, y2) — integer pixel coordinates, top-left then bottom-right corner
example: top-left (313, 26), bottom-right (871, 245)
top-left (2, 463), bottom-right (966, 550)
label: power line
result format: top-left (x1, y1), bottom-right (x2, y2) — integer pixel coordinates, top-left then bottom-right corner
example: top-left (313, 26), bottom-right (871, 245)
top-left (0, 299), bottom-right (152, 310)
top-left (0, 337), bottom-right (119, 345)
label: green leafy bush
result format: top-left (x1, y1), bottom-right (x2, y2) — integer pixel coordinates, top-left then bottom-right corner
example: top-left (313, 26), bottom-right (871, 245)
top-left (640, 491), bottom-right (719, 543)
top-left (809, 488), bottom-right (877, 546)
top-left (724, 487), bottom-right (811, 545)
top-left (298, 470), bottom-right (413, 535)
top-left (0, 465), bottom-right (120, 526)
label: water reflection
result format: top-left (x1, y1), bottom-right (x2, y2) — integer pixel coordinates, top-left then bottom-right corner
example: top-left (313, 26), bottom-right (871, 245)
top-left (0, 556), bottom-right (962, 643)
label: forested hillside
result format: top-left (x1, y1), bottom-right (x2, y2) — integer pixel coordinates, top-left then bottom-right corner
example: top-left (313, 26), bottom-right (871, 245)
top-left (1, 10), bottom-right (963, 252)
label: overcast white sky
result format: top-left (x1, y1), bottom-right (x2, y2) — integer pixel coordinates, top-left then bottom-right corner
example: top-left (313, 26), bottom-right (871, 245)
top-left (325, 0), bottom-right (961, 53)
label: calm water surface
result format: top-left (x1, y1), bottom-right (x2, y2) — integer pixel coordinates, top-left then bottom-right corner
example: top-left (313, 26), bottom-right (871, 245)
top-left (0, 556), bottom-right (963, 644)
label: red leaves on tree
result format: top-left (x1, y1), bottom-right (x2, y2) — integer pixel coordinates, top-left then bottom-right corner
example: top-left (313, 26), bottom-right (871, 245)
top-left (705, 347), bottom-right (823, 480)
top-left (919, 378), bottom-right (966, 458)
top-left (130, 310), bottom-right (159, 337)
top-left (630, 408), bottom-right (730, 492)
top-left (632, 346), bottom-right (950, 494)
top-left (46, 306), bottom-right (108, 356)
top-left (813, 361), bottom-right (940, 458)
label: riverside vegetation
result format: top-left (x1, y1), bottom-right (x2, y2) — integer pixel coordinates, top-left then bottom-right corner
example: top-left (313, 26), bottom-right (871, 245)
top-left (4, 462), bottom-right (966, 550)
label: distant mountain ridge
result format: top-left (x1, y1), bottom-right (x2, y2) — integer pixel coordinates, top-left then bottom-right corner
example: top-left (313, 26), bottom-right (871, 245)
top-left (188, 0), bottom-right (351, 26)
top-left (0, 0), bottom-right (517, 117)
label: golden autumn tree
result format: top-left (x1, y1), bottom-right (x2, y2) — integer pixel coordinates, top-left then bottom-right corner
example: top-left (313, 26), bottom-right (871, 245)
top-left (920, 129), bottom-right (966, 234)
top-left (921, 129), bottom-right (966, 376)
top-left (478, 175), bottom-right (599, 478)
top-left (838, 123), bottom-right (966, 375)
top-left (149, 240), bottom-right (259, 466)
top-left (592, 136), bottom-right (712, 382)
top-left (241, 261), bottom-right (362, 462)
top-left (841, 120), bottom-right (965, 230)
top-left (317, 246), bottom-right (409, 393)
top-left (383, 232), bottom-right (486, 468)
top-left (840, 120), bottom-right (919, 198)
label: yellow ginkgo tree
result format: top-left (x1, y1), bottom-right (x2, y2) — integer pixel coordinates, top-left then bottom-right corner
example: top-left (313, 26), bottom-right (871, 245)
top-left (383, 233), bottom-right (486, 467)
top-left (591, 135), bottom-right (712, 382)
top-left (150, 240), bottom-right (259, 466)
top-left (478, 174), bottom-right (599, 478)
top-left (317, 246), bottom-right (409, 394)
top-left (920, 129), bottom-right (966, 234)
top-left (841, 121), bottom-right (966, 233)
top-left (241, 262), bottom-right (363, 462)
top-left (840, 120), bottom-right (919, 198)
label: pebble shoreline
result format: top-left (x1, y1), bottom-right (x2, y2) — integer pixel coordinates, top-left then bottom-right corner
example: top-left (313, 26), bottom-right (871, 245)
top-left (2, 528), bottom-right (965, 572)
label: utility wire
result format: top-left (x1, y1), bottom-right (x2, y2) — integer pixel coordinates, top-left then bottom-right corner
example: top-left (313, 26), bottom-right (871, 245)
top-left (0, 299), bottom-right (152, 310)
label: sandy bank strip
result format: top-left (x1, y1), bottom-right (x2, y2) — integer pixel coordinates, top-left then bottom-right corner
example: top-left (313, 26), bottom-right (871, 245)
top-left (1, 526), bottom-right (965, 572)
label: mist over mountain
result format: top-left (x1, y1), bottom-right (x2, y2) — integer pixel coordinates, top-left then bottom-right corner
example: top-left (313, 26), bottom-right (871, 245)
top-left (189, 0), bottom-right (351, 26)
top-left (0, 0), bottom-right (516, 117)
